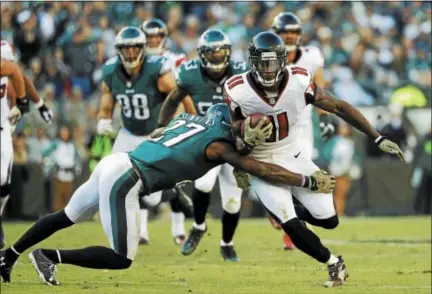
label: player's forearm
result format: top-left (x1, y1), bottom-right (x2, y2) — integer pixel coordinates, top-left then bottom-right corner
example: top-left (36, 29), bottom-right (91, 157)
top-left (10, 70), bottom-right (25, 99)
top-left (23, 75), bottom-right (41, 103)
top-left (158, 87), bottom-right (185, 127)
top-left (98, 107), bottom-right (113, 119)
top-left (257, 163), bottom-right (304, 187)
top-left (315, 89), bottom-right (380, 139)
top-left (333, 100), bottom-right (379, 139)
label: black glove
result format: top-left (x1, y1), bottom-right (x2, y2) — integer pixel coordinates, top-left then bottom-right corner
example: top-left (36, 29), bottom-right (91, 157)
top-left (37, 103), bottom-right (53, 124)
top-left (16, 97), bottom-right (30, 114)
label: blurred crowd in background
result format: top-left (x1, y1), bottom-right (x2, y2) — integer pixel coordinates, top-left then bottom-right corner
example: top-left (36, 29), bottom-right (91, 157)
top-left (1, 2), bottom-right (431, 217)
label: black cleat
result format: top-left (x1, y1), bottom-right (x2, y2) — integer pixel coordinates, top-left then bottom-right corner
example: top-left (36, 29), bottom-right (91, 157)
top-left (220, 245), bottom-right (239, 262)
top-left (181, 226), bottom-right (206, 256)
top-left (28, 249), bottom-right (59, 286)
top-left (324, 256), bottom-right (348, 287)
top-left (0, 250), bottom-right (14, 283)
top-left (172, 185), bottom-right (194, 218)
top-left (139, 237), bottom-right (149, 245)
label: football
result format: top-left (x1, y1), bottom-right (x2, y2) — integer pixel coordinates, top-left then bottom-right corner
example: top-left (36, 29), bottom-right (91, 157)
top-left (240, 113), bottom-right (272, 137)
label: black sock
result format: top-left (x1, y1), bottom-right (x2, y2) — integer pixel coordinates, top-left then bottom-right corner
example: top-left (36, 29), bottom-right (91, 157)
top-left (282, 218), bottom-right (331, 263)
top-left (169, 192), bottom-right (182, 213)
top-left (5, 210), bottom-right (73, 264)
top-left (0, 215), bottom-right (4, 247)
top-left (222, 211), bottom-right (240, 244)
top-left (294, 204), bottom-right (339, 229)
top-left (192, 188), bottom-right (210, 225)
top-left (42, 246), bottom-right (131, 269)
top-left (139, 197), bottom-right (148, 209)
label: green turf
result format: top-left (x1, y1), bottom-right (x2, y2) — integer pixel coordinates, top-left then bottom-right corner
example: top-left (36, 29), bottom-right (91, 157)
top-left (1, 216), bottom-right (431, 294)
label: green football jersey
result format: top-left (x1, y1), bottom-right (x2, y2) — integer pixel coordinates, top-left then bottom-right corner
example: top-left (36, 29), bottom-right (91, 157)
top-left (128, 113), bottom-right (234, 194)
top-left (175, 59), bottom-right (248, 115)
top-left (102, 55), bottom-right (169, 136)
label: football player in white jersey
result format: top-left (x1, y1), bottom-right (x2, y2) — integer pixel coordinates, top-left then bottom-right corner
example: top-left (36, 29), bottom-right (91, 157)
top-left (270, 12), bottom-right (335, 249)
top-left (224, 32), bottom-right (404, 287)
top-left (141, 18), bottom-right (186, 72)
top-left (0, 41), bottom-right (53, 248)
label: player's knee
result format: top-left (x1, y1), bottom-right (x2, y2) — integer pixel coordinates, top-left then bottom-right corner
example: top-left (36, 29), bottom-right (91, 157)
top-left (222, 197), bottom-right (241, 214)
top-left (194, 181), bottom-right (214, 193)
top-left (142, 193), bottom-right (162, 207)
top-left (0, 184), bottom-right (10, 198)
top-left (281, 218), bottom-right (305, 235)
top-left (319, 215), bottom-right (339, 229)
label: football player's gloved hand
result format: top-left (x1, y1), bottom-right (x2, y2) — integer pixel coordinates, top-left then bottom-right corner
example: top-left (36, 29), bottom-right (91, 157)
top-left (151, 127), bottom-right (166, 139)
top-left (320, 121), bottom-right (335, 141)
top-left (375, 136), bottom-right (405, 163)
top-left (9, 105), bottom-right (22, 126)
top-left (243, 117), bottom-right (272, 147)
top-left (233, 168), bottom-right (250, 190)
top-left (303, 170), bottom-right (336, 193)
top-left (36, 100), bottom-right (53, 124)
top-left (97, 119), bottom-right (114, 135)
top-left (16, 97), bottom-right (30, 114)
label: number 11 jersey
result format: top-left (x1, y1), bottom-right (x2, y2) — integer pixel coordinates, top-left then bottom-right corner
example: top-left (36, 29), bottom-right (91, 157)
top-left (223, 66), bottom-right (317, 155)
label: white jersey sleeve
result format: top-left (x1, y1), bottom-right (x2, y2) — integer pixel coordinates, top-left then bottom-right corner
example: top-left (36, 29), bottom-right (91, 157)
top-left (223, 73), bottom-right (248, 118)
top-left (287, 65), bottom-right (317, 105)
top-left (296, 46), bottom-right (324, 77)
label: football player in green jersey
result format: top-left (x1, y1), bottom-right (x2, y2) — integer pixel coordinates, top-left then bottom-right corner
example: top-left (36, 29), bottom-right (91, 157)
top-left (96, 26), bottom-right (193, 246)
top-left (156, 29), bottom-right (250, 261)
top-left (0, 103), bottom-right (335, 285)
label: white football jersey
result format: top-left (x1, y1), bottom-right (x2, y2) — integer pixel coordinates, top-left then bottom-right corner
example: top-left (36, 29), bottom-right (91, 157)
top-left (1, 40), bottom-right (15, 127)
top-left (224, 66), bottom-right (317, 155)
top-left (0, 76), bottom-right (10, 128)
top-left (288, 46), bottom-right (324, 123)
top-left (162, 51), bottom-right (186, 71)
top-left (288, 46), bottom-right (324, 77)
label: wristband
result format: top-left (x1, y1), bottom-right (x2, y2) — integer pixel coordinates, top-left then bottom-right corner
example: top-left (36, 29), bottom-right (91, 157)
top-left (375, 135), bottom-right (385, 145)
top-left (301, 175), bottom-right (310, 188)
top-left (34, 98), bottom-right (45, 109)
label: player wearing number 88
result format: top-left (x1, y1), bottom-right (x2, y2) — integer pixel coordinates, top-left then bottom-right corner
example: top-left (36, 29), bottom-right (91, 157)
top-left (96, 26), bottom-right (189, 245)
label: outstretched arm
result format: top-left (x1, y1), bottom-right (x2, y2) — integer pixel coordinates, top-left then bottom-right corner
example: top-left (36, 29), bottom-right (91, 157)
top-left (311, 86), bottom-right (405, 162)
top-left (312, 87), bottom-right (380, 139)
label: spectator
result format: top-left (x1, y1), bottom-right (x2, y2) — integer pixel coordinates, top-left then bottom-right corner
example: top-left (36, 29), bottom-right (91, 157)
top-left (412, 129), bottom-right (432, 214)
top-left (13, 9), bottom-right (43, 67)
top-left (42, 125), bottom-right (82, 212)
top-left (63, 85), bottom-right (87, 128)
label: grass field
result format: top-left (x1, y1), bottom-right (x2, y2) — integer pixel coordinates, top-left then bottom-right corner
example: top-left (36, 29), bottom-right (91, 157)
top-left (1, 216), bottom-right (431, 294)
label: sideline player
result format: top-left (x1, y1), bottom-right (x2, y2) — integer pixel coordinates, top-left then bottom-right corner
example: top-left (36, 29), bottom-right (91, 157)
top-left (157, 29), bottom-right (248, 261)
top-left (224, 32), bottom-right (404, 286)
top-left (0, 103), bottom-right (335, 285)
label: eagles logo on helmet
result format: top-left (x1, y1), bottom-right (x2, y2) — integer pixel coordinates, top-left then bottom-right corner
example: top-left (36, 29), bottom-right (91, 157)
top-left (197, 29), bottom-right (232, 77)
top-left (115, 26), bottom-right (146, 69)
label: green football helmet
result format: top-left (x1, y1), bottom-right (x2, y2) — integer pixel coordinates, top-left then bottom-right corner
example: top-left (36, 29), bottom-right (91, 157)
top-left (197, 29), bottom-right (231, 74)
top-left (115, 26), bottom-right (146, 69)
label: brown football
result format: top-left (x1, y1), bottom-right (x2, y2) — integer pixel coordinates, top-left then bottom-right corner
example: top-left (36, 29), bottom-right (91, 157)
top-left (240, 113), bottom-right (272, 137)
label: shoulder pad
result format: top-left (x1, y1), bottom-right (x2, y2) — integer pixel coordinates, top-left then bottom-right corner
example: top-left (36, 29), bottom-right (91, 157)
top-left (287, 65), bottom-right (313, 92)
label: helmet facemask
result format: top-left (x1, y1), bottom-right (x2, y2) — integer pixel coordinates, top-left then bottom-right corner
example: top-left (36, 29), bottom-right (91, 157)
top-left (250, 51), bottom-right (286, 87)
top-left (144, 29), bottom-right (166, 55)
top-left (198, 44), bottom-right (231, 74)
top-left (116, 44), bottom-right (145, 69)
